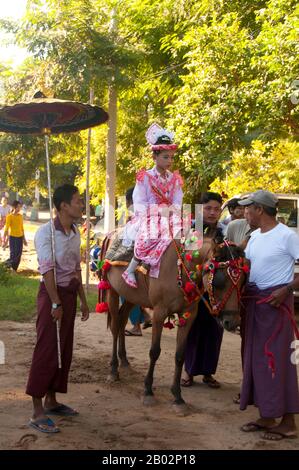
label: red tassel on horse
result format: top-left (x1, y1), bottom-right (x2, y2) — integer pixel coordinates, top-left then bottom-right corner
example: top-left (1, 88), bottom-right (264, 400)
top-left (102, 261), bottom-right (111, 272)
top-left (163, 321), bottom-right (175, 329)
top-left (98, 280), bottom-right (111, 290)
top-left (96, 302), bottom-right (109, 313)
top-left (184, 281), bottom-right (195, 294)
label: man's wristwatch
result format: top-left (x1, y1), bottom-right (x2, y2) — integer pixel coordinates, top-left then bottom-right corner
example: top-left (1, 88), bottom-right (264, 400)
top-left (52, 303), bottom-right (62, 309)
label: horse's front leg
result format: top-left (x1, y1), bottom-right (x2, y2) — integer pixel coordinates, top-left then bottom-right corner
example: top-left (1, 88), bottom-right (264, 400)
top-left (171, 304), bottom-right (198, 412)
top-left (143, 307), bottom-right (165, 406)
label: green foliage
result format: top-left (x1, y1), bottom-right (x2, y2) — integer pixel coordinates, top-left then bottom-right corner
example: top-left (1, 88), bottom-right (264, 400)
top-left (0, 263), bottom-right (10, 286)
top-left (165, 0), bottom-right (299, 198)
top-left (210, 139), bottom-right (299, 197)
top-left (0, 129), bottom-right (82, 198)
top-left (0, 0), bottom-right (298, 202)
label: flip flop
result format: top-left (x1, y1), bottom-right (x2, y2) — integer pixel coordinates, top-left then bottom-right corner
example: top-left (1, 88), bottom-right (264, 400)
top-left (29, 417), bottom-right (60, 434)
top-left (142, 322), bottom-right (152, 330)
top-left (125, 329), bottom-right (142, 336)
top-left (202, 376), bottom-right (221, 388)
top-left (180, 377), bottom-right (194, 387)
top-left (262, 430), bottom-right (297, 441)
top-left (44, 404), bottom-right (79, 416)
top-left (241, 421), bottom-right (272, 433)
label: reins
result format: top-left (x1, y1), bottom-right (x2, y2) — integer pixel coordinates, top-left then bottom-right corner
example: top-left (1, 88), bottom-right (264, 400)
top-left (242, 293), bottom-right (299, 377)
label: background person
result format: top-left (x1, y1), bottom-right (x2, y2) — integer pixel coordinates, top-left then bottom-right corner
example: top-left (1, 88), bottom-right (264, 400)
top-left (181, 192), bottom-right (225, 389)
top-left (3, 200), bottom-right (27, 270)
top-left (0, 196), bottom-right (11, 248)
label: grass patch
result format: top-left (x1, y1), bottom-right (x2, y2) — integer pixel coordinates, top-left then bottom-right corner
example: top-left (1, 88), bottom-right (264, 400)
top-left (0, 270), bottom-right (39, 321)
top-left (0, 263), bottom-right (10, 285)
top-left (24, 222), bottom-right (40, 233)
top-left (0, 270), bottom-right (99, 322)
top-left (85, 287), bottom-right (98, 310)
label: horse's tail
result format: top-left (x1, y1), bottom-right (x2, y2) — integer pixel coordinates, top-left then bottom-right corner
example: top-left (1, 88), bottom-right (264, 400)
top-left (99, 235), bottom-right (111, 264)
top-left (106, 300), bottom-right (111, 330)
top-left (105, 289), bottom-right (122, 330)
top-left (97, 235), bottom-right (112, 329)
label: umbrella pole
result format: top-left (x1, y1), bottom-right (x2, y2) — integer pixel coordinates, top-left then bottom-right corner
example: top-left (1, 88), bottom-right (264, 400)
top-left (45, 134), bottom-right (62, 370)
top-left (85, 88), bottom-right (94, 293)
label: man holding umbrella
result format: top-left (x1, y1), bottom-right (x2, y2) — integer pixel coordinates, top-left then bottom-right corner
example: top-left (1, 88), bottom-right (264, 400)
top-left (26, 184), bottom-right (90, 433)
top-left (0, 92), bottom-right (108, 433)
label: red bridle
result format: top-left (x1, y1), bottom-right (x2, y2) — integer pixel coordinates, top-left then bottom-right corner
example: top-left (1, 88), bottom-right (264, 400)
top-left (203, 256), bottom-right (249, 315)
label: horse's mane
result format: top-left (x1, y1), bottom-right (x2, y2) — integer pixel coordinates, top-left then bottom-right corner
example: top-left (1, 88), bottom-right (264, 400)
top-left (203, 224), bottom-right (224, 245)
top-left (214, 243), bottom-right (245, 262)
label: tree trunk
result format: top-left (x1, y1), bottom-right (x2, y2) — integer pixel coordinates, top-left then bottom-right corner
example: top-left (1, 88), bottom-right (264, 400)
top-left (85, 88), bottom-right (94, 293)
top-left (104, 85), bottom-right (117, 233)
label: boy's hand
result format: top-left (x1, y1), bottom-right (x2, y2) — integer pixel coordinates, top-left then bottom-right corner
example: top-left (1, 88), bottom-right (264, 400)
top-left (81, 302), bottom-right (90, 321)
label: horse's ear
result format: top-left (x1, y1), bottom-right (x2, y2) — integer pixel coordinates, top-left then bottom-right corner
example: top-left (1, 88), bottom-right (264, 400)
top-left (214, 235), bottom-right (223, 245)
top-left (234, 245), bottom-right (245, 257)
top-left (214, 228), bottom-right (224, 245)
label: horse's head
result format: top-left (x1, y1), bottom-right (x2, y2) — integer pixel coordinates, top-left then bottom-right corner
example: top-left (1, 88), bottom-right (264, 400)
top-left (202, 241), bottom-right (248, 331)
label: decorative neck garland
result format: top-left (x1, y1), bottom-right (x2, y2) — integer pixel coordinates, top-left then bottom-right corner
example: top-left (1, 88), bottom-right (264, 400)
top-left (164, 237), bottom-right (249, 328)
top-left (95, 235), bottom-right (249, 330)
top-left (164, 311), bottom-right (192, 329)
top-left (173, 232), bottom-right (203, 303)
top-left (164, 230), bottom-right (205, 329)
top-left (203, 253), bottom-right (249, 315)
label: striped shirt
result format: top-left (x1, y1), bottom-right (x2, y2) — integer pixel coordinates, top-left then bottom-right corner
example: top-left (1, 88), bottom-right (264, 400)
top-left (34, 216), bottom-right (81, 287)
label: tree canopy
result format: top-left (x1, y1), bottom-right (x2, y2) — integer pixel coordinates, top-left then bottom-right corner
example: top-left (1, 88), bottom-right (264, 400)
top-left (0, 0), bottom-right (298, 203)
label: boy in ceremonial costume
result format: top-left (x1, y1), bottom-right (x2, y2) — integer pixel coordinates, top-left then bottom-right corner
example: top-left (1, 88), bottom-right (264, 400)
top-left (122, 123), bottom-right (183, 288)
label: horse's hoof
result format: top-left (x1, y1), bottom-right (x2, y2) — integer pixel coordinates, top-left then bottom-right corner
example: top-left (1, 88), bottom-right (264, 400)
top-left (120, 360), bottom-right (130, 368)
top-left (106, 373), bottom-right (120, 383)
top-left (142, 395), bottom-right (156, 406)
top-left (172, 402), bottom-right (189, 416)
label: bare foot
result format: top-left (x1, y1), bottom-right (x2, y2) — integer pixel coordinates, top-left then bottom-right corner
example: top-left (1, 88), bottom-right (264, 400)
top-left (202, 375), bottom-right (221, 388)
top-left (125, 328), bottom-right (142, 336)
top-left (241, 417), bottom-right (276, 432)
top-left (262, 423), bottom-right (297, 441)
top-left (29, 416), bottom-right (59, 433)
top-left (32, 412), bottom-right (48, 422)
top-left (44, 398), bottom-right (60, 410)
top-left (233, 393), bottom-right (240, 404)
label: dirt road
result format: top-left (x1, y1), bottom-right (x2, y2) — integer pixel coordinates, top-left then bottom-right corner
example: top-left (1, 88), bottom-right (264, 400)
top-left (0, 313), bottom-right (298, 450)
top-left (0, 233), bottom-right (298, 450)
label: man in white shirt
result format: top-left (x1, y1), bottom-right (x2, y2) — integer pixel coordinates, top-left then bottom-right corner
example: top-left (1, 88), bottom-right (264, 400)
top-left (238, 190), bottom-right (299, 441)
